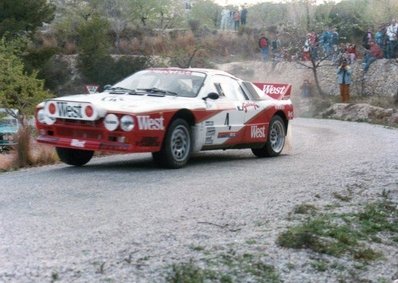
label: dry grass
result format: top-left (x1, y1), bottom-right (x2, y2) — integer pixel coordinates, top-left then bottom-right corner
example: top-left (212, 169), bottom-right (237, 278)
top-left (30, 143), bottom-right (58, 166)
top-left (0, 142), bottom-right (58, 172)
top-left (0, 153), bottom-right (15, 171)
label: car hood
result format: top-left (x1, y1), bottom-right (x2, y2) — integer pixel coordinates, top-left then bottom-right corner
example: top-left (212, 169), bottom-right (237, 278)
top-left (46, 92), bottom-right (205, 116)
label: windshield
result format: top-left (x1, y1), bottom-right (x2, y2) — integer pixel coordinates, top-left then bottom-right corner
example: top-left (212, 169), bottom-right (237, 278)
top-left (113, 69), bottom-right (206, 97)
top-left (0, 118), bottom-right (18, 127)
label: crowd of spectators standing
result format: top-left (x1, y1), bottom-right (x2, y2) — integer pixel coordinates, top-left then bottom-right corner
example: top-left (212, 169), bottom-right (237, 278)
top-left (304, 20), bottom-right (398, 65)
top-left (220, 4), bottom-right (248, 31)
top-left (219, 5), bottom-right (397, 78)
top-left (255, 19), bottom-right (398, 73)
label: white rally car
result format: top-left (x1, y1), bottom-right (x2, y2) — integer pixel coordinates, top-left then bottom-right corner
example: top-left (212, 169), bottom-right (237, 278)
top-left (35, 68), bottom-right (294, 168)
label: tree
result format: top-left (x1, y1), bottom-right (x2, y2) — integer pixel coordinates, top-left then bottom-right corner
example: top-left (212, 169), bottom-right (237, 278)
top-left (52, 0), bottom-right (93, 48)
top-left (91, 0), bottom-right (131, 53)
top-left (249, 3), bottom-right (289, 30)
top-left (189, 0), bottom-right (221, 29)
top-left (76, 14), bottom-right (149, 86)
top-left (0, 0), bottom-right (55, 38)
top-left (0, 38), bottom-right (52, 167)
top-left (76, 14), bottom-right (112, 85)
top-left (126, 0), bottom-right (185, 30)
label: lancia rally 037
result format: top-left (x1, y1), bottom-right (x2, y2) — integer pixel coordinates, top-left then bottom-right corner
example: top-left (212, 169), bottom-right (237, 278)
top-left (35, 68), bottom-right (294, 168)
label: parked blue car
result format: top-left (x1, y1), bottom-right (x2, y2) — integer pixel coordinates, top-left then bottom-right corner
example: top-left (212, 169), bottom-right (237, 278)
top-left (0, 109), bottom-right (19, 150)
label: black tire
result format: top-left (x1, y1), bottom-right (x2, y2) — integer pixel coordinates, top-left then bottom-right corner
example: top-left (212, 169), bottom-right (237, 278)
top-left (152, 118), bottom-right (192, 168)
top-left (251, 115), bottom-right (286, 158)
top-left (56, 147), bottom-right (94, 166)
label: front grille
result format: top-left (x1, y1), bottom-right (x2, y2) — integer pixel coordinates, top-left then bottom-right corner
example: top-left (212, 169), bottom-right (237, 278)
top-left (54, 119), bottom-right (105, 140)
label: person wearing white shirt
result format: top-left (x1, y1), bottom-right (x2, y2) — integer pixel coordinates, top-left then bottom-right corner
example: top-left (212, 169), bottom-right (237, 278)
top-left (386, 19), bottom-right (398, 58)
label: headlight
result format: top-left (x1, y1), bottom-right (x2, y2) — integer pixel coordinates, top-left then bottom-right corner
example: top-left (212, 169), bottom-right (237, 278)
top-left (104, 114), bottom-right (119, 131)
top-left (120, 115), bottom-right (134, 131)
top-left (37, 109), bottom-right (55, 125)
top-left (37, 109), bottom-right (46, 124)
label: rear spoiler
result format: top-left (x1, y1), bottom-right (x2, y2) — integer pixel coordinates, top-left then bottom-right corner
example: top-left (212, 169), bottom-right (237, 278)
top-left (253, 83), bottom-right (292, 100)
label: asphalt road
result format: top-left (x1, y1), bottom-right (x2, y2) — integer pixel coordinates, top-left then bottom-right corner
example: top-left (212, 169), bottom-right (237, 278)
top-left (0, 118), bottom-right (397, 282)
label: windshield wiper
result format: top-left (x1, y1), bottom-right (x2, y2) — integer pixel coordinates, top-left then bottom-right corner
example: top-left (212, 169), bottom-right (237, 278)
top-left (137, 88), bottom-right (177, 96)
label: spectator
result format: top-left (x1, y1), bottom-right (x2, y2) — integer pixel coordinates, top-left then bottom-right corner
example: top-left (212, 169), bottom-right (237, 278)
top-left (336, 43), bottom-right (348, 64)
top-left (240, 4), bottom-right (248, 26)
top-left (337, 58), bottom-right (352, 103)
top-left (320, 27), bottom-right (332, 57)
top-left (300, 79), bottom-right (313, 97)
top-left (258, 33), bottom-right (269, 61)
top-left (308, 31), bottom-right (319, 60)
top-left (363, 41), bottom-right (383, 73)
top-left (362, 27), bottom-right (373, 50)
top-left (271, 34), bottom-right (281, 56)
top-left (331, 27), bottom-right (339, 42)
top-left (220, 7), bottom-right (230, 31)
top-left (346, 43), bottom-right (357, 64)
top-left (386, 19), bottom-right (398, 58)
top-left (233, 10), bottom-right (240, 31)
top-left (303, 34), bottom-right (311, 61)
top-left (375, 25), bottom-right (387, 58)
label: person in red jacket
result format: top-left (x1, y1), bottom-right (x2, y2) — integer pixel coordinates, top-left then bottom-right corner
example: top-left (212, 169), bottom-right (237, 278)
top-left (363, 41), bottom-right (383, 73)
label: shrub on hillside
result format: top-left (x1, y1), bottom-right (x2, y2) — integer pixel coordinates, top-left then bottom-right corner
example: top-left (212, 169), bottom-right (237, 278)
top-left (39, 55), bottom-right (70, 92)
top-left (79, 54), bottom-right (149, 87)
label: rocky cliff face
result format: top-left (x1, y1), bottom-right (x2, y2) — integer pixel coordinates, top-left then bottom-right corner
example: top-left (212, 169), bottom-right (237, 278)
top-left (217, 59), bottom-right (398, 127)
top-left (217, 59), bottom-right (398, 98)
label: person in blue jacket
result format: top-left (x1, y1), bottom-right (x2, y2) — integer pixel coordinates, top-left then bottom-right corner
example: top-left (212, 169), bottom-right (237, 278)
top-left (337, 58), bottom-right (352, 102)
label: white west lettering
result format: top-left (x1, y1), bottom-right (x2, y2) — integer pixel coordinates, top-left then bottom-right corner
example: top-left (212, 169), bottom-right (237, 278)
top-left (137, 116), bottom-right (165, 130)
top-left (57, 101), bottom-right (83, 118)
top-left (251, 125), bottom-right (266, 138)
top-left (262, 85), bottom-right (287, 95)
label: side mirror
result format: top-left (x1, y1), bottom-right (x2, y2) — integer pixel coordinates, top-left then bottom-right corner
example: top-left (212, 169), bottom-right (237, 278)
top-left (203, 92), bottom-right (219, 101)
top-left (103, 84), bottom-right (112, 91)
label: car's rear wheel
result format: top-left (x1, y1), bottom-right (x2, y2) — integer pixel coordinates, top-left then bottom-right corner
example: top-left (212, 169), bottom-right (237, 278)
top-left (251, 115), bottom-right (286, 158)
top-left (152, 118), bottom-right (192, 168)
top-left (56, 147), bottom-right (94, 166)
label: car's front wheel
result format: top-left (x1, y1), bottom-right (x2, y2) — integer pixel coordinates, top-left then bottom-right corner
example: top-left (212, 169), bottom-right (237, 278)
top-left (251, 115), bottom-right (286, 158)
top-left (152, 118), bottom-right (192, 168)
top-left (56, 147), bottom-right (94, 166)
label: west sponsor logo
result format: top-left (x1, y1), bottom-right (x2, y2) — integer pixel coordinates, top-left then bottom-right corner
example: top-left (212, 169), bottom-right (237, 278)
top-left (137, 115), bottom-right (164, 130)
top-left (262, 85), bottom-right (287, 95)
top-left (57, 101), bottom-right (83, 119)
top-left (253, 82), bottom-right (292, 99)
top-left (251, 125), bottom-right (266, 139)
top-left (71, 139), bottom-right (86, 148)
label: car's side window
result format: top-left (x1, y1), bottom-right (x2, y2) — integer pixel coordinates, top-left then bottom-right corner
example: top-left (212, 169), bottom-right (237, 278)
top-left (213, 75), bottom-right (247, 101)
top-left (241, 82), bottom-right (262, 100)
top-left (214, 83), bottom-right (225, 96)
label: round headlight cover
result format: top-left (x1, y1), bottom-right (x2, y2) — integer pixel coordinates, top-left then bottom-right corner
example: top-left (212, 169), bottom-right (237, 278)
top-left (37, 109), bottom-right (46, 124)
top-left (104, 114), bottom-right (119, 131)
top-left (38, 109), bottom-right (55, 125)
top-left (120, 115), bottom-right (134, 131)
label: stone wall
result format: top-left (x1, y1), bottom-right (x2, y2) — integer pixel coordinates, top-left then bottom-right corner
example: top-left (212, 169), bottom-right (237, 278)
top-left (217, 59), bottom-right (398, 98)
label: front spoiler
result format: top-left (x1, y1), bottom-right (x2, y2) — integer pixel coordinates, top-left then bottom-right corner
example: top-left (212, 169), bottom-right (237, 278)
top-left (37, 135), bottom-right (133, 152)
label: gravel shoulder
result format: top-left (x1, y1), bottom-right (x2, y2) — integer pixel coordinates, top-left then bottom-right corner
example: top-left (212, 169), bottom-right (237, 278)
top-left (0, 118), bottom-right (397, 282)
